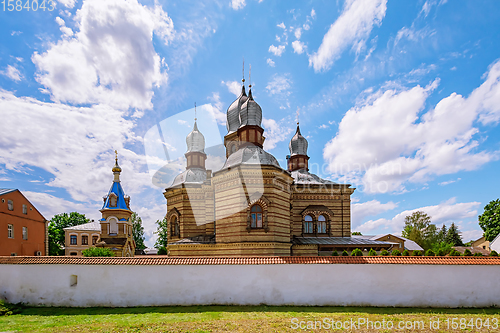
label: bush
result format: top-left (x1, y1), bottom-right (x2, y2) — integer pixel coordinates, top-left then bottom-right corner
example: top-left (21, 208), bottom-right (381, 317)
top-left (82, 247), bottom-right (115, 257)
top-left (0, 300), bottom-right (23, 316)
top-left (391, 249), bottom-right (402, 256)
top-left (157, 246), bottom-right (168, 255)
top-left (342, 250), bottom-right (349, 256)
top-left (490, 250), bottom-right (498, 257)
top-left (380, 249), bottom-right (389, 256)
top-left (473, 252), bottom-right (483, 257)
top-left (401, 249), bottom-right (410, 256)
top-left (436, 248), bottom-right (448, 256)
top-left (463, 249), bottom-right (472, 256)
top-left (368, 248), bottom-right (378, 256)
top-left (425, 249), bottom-right (435, 256)
top-left (331, 250), bottom-right (339, 256)
top-left (351, 248), bottom-right (363, 256)
top-left (449, 249), bottom-right (461, 256)
top-left (412, 250), bottom-right (422, 256)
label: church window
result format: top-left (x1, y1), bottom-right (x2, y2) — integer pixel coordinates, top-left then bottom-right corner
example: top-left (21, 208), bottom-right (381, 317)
top-left (171, 216), bottom-right (179, 236)
top-left (70, 235), bottom-right (77, 245)
top-left (304, 215), bottom-right (313, 234)
top-left (82, 235), bottom-right (88, 245)
top-left (317, 215), bottom-right (327, 234)
top-left (250, 205), bottom-right (263, 228)
top-left (110, 195), bottom-right (117, 207)
top-left (109, 217), bottom-right (118, 235)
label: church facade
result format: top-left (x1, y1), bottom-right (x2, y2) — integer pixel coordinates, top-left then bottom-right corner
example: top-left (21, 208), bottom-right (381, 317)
top-left (164, 79), bottom-right (384, 257)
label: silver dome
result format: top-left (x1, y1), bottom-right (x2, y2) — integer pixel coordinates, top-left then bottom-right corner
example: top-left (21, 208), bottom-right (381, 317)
top-left (167, 168), bottom-right (207, 188)
top-left (219, 144), bottom-right (280, 170)
top-left (226, 85), bottom-right (247, 133)
top-left (239, 89), bottom-right (262, 128)
top-left (289, 124), bottom-right (308, 156)
top-left (290, 169), bottom-right (337, 185)
top-left (186, 121), bottom-right (205, 153)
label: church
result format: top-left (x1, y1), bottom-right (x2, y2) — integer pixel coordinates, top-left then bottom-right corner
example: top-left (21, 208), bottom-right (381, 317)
top-left (164, 76), bottom-right (388, 256)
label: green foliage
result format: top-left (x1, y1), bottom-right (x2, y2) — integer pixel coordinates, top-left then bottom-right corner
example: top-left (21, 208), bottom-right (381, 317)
top-left (401, 249), bottom-right (410, 256)
top-left (445, 223), bottom-right (464, 246)
top-left (463, 249), bottom-right (472, 256)
top-left (157, 247), bottom-right (167, 255)
top-left (351, 231), bottom-right (362, 235)
top-left (341, 250), bottom-right (349, 256)
top-left (424, 249), bottom-right (435, 256)
top-left (479, 199), bottom-right (500, 241)
top-left (449, 249), bottom-right (461, 256)
top-left (48, 212), bottom-right (90, 256)
top-left (82, 247), bottom-right (115, 257)
top-left (412, 250), bottom-right (422, 256)
top-left (0, 300), bottom-right (24, 316)
top-left (473, 252), bottom-right (483, 257)
top-left (431, 242), bottom-right (453, 256)
top-left (489, 250), bottom-right (498, 257)
top-left (436, 224), bottom-right (448, 243)
top-left (401, 211), bottom-right (437, 250)
top-left (331, 250), bottom-right (339, 256)
top-left (368, 248), bottom-right (378, 256)
top-left (351, 248), bottom-right (363, 256)
top-left (154, 218), bottom-right (168, 249)
top-left (131, 212), bottom-right (146, 250)
top-left (391, 249), bottom-right (402, 256)
top-left (380, 249), bottom-right (389, 256)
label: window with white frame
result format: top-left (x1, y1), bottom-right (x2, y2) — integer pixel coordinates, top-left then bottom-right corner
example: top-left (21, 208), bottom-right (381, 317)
top-left (22, 204), bottom-right (27, 214)
top-left (8, 224), bottom-right (14, 238)
top-left (317, 215), bottom-right (327, 234)
top-left (22, 226), bottom-right (28, 240)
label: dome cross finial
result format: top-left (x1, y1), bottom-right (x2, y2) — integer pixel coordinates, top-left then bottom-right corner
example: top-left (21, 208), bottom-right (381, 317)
top-left (296, 107), bottom-right (300, 125)
top-left (195, 102), bottom-right (197, 121)
top-left (242, 58), bottom-right (245, 84)
top-left (249, 64), bottom-right (252, 89)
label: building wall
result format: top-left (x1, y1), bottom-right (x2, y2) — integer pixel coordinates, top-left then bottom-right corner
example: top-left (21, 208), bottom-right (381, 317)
top-left (64, 230), bottom-right (100, 256)
top-left (1, 262), bottom-right (499, 307)
top-left (0, 190), bottom-right (46, 256)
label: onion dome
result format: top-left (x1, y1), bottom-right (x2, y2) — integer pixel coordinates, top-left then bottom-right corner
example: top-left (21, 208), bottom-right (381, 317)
top-left (239, 88), bottom-right (262, 128)
top-left (289, 124), bottom-right (308, 156)
top-left (186, 120), bottom-right (205, 153)
top-left (226, 85), bottom-right (248, 132)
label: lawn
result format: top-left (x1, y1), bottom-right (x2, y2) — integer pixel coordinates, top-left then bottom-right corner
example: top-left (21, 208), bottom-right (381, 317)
top-left (1, 304), bottom-right (499, 332)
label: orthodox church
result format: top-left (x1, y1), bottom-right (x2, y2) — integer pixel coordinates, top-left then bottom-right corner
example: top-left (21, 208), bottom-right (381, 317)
top-left (163, 75), bottom-right (386, 256)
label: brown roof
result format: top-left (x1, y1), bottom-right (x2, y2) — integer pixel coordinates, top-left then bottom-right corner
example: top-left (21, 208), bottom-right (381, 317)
top-left (0, 256), bottom-right (499, 265)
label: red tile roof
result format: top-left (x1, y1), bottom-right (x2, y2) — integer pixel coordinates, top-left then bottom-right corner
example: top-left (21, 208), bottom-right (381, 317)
top-left (0, 256), bottom-right (499, 265)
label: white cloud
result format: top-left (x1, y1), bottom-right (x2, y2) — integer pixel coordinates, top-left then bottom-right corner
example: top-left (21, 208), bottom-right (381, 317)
top-left (292, 40), bottom-right (305, 54)
top-left (351, 200), bottom-right (397, 229)
top-left (55, 16), bottom-right (74, 37)
top-left (310, 8), bottom-right (316, 19)
top-left (277, 22), bottom-right (286, 29)
top-left (57, 0), bottom-right (77, 8)
top-left (294, 28), bottom-right (302, 39)
top-left (324, 61), bottom-right (500, 193)
top-left (261, 118), bottom-right (292, 150)
top-left (319, 124), bottom-right (329, 129)
top-left (356, 198), bottom-right (481, 234)
top-left (266, 74), bottom-right (291, 96)
top-left (230, 0), bottom-right (245, 10)
top-left (206, 92), bottom-right (226, 125)
top-left (221, 80), bottom-right (241, 96)
top-left (269, 44), bottom-right (286, 57)
top-left (438, 178), bottom-right (460, 186)
top-left (177, 119), bottom-right (188, 125)
top-left (1, 65), bottom-right (23, 82)
top-left (309, 0), bottom-right (387, 72)
top-left (266, 58), bottom-right (275, 67)
top-left (32, 0), bottom-right (174, 110)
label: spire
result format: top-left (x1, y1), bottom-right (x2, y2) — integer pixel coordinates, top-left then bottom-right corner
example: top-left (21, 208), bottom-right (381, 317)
top-left (194, 102), bottom-right (197, 122)
top-left (289, 123), bottom-right (308, 156)
top-left (112, 150), bottom-right (122, 182)
top-left (186, 108), bottom-right (205, 153)
top-left (248, 64), bottom-right (252, 95)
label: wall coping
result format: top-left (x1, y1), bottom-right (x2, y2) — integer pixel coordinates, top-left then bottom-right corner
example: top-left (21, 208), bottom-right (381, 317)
top-left (0, 256), bottom-right (499, 265)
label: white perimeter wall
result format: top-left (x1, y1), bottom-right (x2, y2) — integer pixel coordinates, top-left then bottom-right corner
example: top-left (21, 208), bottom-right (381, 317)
top-left (1, 264), bottom-right (499, 307)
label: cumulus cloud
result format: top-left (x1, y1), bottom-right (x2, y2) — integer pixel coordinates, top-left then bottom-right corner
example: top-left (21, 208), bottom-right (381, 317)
top-left (57, 0), bottom-right (77, 8)
top-left (355, 198), bottom-right (480, 235)
top-left (262, 118), bottom-right (293, 150)
top-left (292, 40), bottom-right (305, 54)
top-left (309, 0), bottom-right (387, 72)
top-left (266, 74), bottom-right (291, 96)
top-left (221, 80), bottom-right (241, 96)
top-left (324, 60), bottom-right (500, 193)
top-left (266, 58), bottom-right (275, 67)
top-left (351, 199), bottom-right (398, 229)
top-left (269, 44), bottom-right (286, 57)
top-left (55, 17), bottom-right (74, 37)
top-left (277, 22), bottom-right (286, 29)
top-left (1, 65), bottom-right (23, 82)
top-left (230, 0), bottom-right (245, 10)
top-left (206, 92), bottom-right (227, 125)
top-left (32, 0), bottom-right (174, 110)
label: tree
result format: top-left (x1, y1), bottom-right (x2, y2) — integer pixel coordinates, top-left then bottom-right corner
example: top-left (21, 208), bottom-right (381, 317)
top-left (48, 212), bottom-right (89, 256)
top-left (368, 248), bottom-right (378, 256)
top-left (445, 223), bottom-right (464, 246)
top-left (436, 224), bottom-right (448, 243)
top-left (131, 212), bottom-right (146, 250)
top-left (154, 218), bottom-right (168, 249)
top-left (391, 249), bottom-right (402, 256)
top-left (479, 199), bottom-right (500, 241)
top-left (351, 231), bottom-right (362, 235)
top-left (351, 248), bottom-right (363, 256)
top-left (431, 242), bottom-right (454, 256)
top-left (401, 211), bottom-right (437, 250)
top-left (82, 247), bottom-right (115, 257)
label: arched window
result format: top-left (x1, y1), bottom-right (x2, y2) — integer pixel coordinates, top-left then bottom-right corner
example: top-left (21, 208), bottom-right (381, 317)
top-left (171, 216), bottom-right (179, 236)
top-left (317, 215), bottom-right (327, 234)
top-left (70, 235), bottom-right (77, 245)
top-left (108, 217), bottom-right (118, 235)
top-left (304, 215), bottom-right (313, 234)
top-left (250, 205), bottom-right (263, 228)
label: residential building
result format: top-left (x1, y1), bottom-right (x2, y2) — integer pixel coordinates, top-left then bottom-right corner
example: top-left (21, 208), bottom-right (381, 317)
top-left (64, 221), bottom-right (101, 256)
top-left (471, 236), bottom-right (490, 251)
top-left (0, 189), bottom-right (47, 256)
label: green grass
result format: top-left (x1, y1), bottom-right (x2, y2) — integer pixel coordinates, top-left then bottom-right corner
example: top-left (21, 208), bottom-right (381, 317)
top-left (1, 304), bottom-right (499, 332)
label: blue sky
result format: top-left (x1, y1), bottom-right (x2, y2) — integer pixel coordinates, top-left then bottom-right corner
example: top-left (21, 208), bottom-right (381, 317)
top-left (1, 0), bottom-right (500, 246)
